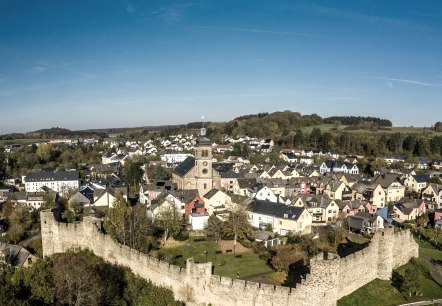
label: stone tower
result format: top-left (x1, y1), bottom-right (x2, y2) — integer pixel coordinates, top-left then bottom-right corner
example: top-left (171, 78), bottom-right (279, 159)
top-left (195, 127), bottom-right (213, 196)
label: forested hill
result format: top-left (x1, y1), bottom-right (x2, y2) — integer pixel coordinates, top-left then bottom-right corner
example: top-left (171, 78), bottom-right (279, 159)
top-left (0, 111), bottom-right (395, 141)
top-left (216, 111), bottom-right (392, 139)
top-left (0, 127), bottom-right (107, 140)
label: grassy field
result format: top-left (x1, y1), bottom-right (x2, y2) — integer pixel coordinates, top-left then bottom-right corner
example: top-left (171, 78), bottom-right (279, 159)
top-left (156, 237), bottom-right (273, 279)
top-left (338, 239), bottom-right (442, 306)
top-left (300, 124), bottom-right (442, 136)
top-left (0, 138), bottom-right (48, 146)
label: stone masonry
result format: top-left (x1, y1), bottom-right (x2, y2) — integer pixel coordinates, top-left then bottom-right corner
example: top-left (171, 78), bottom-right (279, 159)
top-left (40, 210), bottom-right (418, 306)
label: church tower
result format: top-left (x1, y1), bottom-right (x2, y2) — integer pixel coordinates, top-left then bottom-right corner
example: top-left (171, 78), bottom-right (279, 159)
top-left (195, 126), bottom-right (213, 196)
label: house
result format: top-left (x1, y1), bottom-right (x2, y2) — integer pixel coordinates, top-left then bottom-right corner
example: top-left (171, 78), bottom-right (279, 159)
top-left (323, 180), bottom-right (352, 201)
top-left (93, 186), bottom-right (129, 208)
top-left (139, 181), bottom-right (177, 206)
top-left (254, 186), bottom-right (279, 203)
top-left (319, 160), bottom-right (359, 175)
top-left (0, 243), bottom-right (37, 269)
top-left (10, 191), bottom-right (58, 210)
top-left (404, 174), bottom-right (430, 194)
top-left (220, 172), bottom-right (244, 193)
top-left (417, 156), bottom-right (430, 170)
top-left (348, 212), bottom-right (384, 233)
top-left (422, 184), bottom-right (442, 209)
top-left (203, 189), bottom-right (231, 215)
top-left (351, 182), bottom-right (386, 208)
top-left (293, 195), bottom-right (339, 224)
top-left (235, 178), bottom-right (258, 197)
top-left (247, 199), bottom-right (312, 235)
top-left (338, 200), bottom-right (367, 218)
top-left (24, 170), bottom-right (80, 195)
top-left (391, 199), bottom-right (426, 221)
top-left (372, 174), bottom-right (405, 203)
top-left (432, 160), bottom-right (442, 170)
top-left (183, 195), bottom-right (205, 221)
top-left (253, 231), bottom-right (284, 247)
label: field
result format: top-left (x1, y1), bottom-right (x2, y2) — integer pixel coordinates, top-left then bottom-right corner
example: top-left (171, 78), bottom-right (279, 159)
top-left (0, 138), bottom-right (48, 146)
top-left (301, 124), bottom-right (442, 136)
top-left (338, 238), bottom-right (442, 306)
top-left (155, 237), bottom-right (273, 279)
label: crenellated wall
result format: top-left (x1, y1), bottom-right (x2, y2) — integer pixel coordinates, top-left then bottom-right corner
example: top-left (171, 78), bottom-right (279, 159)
top-left (40, 210), bottom-right (418, 306)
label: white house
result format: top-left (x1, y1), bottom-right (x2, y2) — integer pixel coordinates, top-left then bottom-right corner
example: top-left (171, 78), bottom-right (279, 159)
top-left (24, 171), bottom-right (80, 195)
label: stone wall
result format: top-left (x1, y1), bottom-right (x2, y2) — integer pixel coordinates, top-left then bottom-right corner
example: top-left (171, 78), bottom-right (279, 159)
top-left (41, 210), bottom-right (418, 306)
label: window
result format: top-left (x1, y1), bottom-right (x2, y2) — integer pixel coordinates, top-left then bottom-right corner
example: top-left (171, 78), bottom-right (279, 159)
top-left (204, 183), bottom-right (207, 189)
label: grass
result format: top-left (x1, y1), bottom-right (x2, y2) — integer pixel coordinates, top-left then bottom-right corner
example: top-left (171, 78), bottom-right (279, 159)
top-left (157, 237), bottom-right (273, 279)
top-left (300, 124), bottom-right (442, 136)
top-left (338, 239), bottom-right (442, 306)
top-left (338, 279), bottom-right (406, 306)
top-left (0, 138), bottom-right (48, 146)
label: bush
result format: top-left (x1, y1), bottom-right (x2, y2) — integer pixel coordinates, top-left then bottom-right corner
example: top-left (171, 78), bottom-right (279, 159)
top-left (173, 230), bottom-right (189, 241)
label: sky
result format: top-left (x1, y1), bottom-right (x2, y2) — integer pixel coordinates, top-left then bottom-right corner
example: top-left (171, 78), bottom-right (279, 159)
top-left (1, 0), bottom-right (441, 133)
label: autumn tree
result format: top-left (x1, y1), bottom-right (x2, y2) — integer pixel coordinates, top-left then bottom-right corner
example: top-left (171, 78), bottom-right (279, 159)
top-left (271, 245), bottom-right (302, 272)
top-left (52, 252), bottom-right (102, 305)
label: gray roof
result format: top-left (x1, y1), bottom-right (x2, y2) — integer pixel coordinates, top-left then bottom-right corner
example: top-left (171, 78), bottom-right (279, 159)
top-left (204, 188), bottom-right (220, 199)
top-left (0, 243), bottom-right (33, 268)
top-left (247, 199), bottom-right (306, 220)
top-left (173, 156), bottom-right (195, 177)
top-left (25, 170), bottom-right (80, 182)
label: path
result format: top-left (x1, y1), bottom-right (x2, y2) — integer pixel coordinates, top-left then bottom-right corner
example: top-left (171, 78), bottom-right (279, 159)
top-left (239, 271), bottom-right (280, 286)
top-left (421, 255), bottom-right (442, 286)
top-left (399, 299), bottom-right (442, 306)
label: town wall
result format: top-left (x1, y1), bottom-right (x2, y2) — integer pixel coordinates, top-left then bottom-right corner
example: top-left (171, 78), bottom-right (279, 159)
top-left (40, 210), bottom-right (418, 306)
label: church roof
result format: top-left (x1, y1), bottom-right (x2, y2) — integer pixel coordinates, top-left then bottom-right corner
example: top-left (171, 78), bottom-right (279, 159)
top-left (173, 156), bottom-right (195, 177)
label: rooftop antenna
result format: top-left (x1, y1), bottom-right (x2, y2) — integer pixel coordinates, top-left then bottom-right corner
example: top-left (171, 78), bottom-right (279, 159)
top-left (201, 116), bottom-right (206, 136)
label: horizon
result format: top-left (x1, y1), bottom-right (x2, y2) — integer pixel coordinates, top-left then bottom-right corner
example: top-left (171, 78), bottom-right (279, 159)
top-left (1, 1), bottom-right (442, 134)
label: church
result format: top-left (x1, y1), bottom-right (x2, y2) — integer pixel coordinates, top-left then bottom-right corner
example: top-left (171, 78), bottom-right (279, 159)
top-left (172, 127), bottom-right (221, 197)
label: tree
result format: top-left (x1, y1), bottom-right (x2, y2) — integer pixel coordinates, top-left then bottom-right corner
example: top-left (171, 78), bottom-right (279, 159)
top-left (205, 214), bottom-right (222, 241)
top-left (401, 266), bottom-right (421, 297)
top-left (123, 161), bottom-right (144, 190)
top-left (154, 165), bottom-right (171, 181)
top-left (6, 205), bottom-right (33, 243)
top-left (435, 121), bottom-right (442, 132)
top-left (222, 208), bottom-right (253, 254)
top-left (36, 143), bottom-right (52, 163)
top-left (104, 192), bottom-right (132, 245)
top-left (271, 245), bottom-right (302, 272)
top-left (52, 252), bottom-right (102, 305)
top-left (156, 204), bottom-right (182, 244)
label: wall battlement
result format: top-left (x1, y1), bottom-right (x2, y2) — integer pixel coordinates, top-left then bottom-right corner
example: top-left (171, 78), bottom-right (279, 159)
top-left (41, 210), bottom-right (418, 306)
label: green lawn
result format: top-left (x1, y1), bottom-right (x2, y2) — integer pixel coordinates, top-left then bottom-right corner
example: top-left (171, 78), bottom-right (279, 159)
top-left (0, 138), bottom-right (48, 146)
top-left (157, 238), bottom-right (273, 279)
top-left (338, 241), bottom-right (442, 306)
top-left (338, 279), bottom-right (406, 306)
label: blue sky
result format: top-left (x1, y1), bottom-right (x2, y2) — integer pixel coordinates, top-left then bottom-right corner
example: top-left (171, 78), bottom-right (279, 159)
top-left (1, 0), bottom-right (441, 133)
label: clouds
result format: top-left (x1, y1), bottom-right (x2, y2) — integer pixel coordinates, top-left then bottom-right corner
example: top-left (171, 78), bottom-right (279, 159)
top-left (366, 76), bottom-right (442, 87)
top-left (151, 3), bottom-right (198, 23)
top-left (196, 26), bottom-right (322, 38)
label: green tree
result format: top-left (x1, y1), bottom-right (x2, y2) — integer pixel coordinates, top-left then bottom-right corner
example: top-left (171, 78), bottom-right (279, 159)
top-left (154, 165), bottom-right (171, 180)
top-left (123, 161), bottom-right (144, 190)
top-left (222, 208), bottom-right (253, 254)
top-left (156, 203), bottom-right (182, 244)
top-left (205, 214), bottom-right (223, 241)
top-left (104, 192), bottom-right (132, 245)
top-left (36, 143), bottom-right (53, 163)
top-left (401, 266), bottom-right (421, 297)
top-left (435, 121), bottom-right (442, 132)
